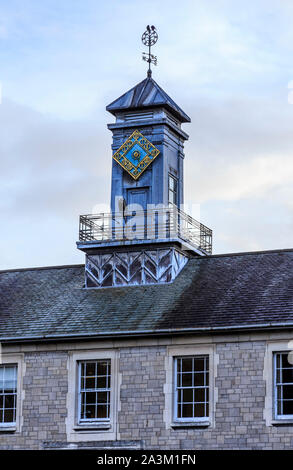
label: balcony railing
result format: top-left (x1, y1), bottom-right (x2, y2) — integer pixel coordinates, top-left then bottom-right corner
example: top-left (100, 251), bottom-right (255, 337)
top-left (79, 207), bottom-right (212, 254)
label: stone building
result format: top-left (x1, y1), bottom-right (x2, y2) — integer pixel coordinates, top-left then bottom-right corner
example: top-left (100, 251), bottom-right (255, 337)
top-left (1, 67), bottom-right (293, 450)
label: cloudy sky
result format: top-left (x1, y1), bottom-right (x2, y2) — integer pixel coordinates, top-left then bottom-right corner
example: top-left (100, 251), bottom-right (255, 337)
top-left (1, 0), bottom-right (293, 270)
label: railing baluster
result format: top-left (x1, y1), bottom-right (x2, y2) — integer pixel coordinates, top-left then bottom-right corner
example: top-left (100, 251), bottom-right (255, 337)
top-left (79, 207), bottom-right (212, 254)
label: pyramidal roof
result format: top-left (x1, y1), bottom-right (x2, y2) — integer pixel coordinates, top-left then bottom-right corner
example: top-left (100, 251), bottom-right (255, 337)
top-left (106, 76), bottom-right (191, 123)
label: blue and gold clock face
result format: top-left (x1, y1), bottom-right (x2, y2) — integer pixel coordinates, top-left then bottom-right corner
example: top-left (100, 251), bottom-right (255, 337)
top-left (112, 129), bottom-right (160, 180)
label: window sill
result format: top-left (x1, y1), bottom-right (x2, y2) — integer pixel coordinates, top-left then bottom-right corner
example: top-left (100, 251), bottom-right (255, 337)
top-left (0, 426), bottom-right (17, 433)
top-left (73, 423), bottom-right (111, 432)
top-left (271, 419), bottom-right (293, 426)
top-left (171, 420), bottom-right (210, 429)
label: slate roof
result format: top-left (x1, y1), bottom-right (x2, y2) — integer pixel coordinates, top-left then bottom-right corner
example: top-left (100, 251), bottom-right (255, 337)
top-left (0, 249), bottom-right (293, 342)
top-left (106, 77), bottom-right (191, 123)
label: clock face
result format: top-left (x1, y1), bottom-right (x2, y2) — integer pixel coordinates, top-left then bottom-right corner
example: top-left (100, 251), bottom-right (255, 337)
top-left (112, 129), bottom-right (160, 180)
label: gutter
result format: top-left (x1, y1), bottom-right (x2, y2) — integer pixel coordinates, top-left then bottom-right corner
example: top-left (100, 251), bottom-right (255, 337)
top-left (1, 321), bottom-right (293, 344)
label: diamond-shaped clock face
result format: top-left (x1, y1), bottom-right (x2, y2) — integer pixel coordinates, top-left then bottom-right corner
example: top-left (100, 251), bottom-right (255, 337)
top-left (112, 129), bottom-right (160, 180)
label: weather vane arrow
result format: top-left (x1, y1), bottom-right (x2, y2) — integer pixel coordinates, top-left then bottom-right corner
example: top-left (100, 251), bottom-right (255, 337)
top-left (142, 25), bottom-right (158, 78)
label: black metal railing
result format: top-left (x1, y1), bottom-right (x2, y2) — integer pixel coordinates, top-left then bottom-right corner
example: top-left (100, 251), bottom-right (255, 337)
top-left (79, 207), bottom-right (212, 254)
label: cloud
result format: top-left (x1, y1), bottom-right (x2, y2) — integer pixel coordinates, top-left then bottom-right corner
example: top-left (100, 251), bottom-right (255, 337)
top-left (1, 0), bottom-right (293, 268)
top-left (0, 99), bottom-right (112, 269)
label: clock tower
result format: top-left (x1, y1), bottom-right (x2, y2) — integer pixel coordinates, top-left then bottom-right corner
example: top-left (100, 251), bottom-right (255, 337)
top-left (77, 27), bottom-right (212, 288)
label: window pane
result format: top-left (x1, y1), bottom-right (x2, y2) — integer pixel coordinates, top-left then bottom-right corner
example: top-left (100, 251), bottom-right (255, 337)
top-left (276, 353), bottom-right (281, 369)
top-left (281, 354), bottom-right (293, 369)
top-left (206, 387), bottom-right (209, 403)
top-left (283, 385), bottom-right (293, 400)
top-left (195, 388), bottom-right (205, 403)
top-left (282, 368), bottom-right (293, 384)
top-left (182, 388), bottom-right (193, 403)
top-left (4, 367), bottom-right (17, 390)
top-left (194, 358), bottom-right (205, 371)
top-left (283, 400), bottom-right (293, 415)
top-left (181, 358), bottom-right (193, 372)
top-left (85, 362), bottom-right (96, 376)
top-left (3, 409), bottom-right (14, 423)
top-left (84, 404), bottom-right (96, 419)
top-left (181, 373), bottom-right (193, 387)
top-left (194, 403), bottom-right (205, 418)
top-left (276, 385), bottom-right (282, 401)
top-left (194, 372), bottom-right (205, 386)
top-left (169, 176), bottom-right (174, 190)
top-left (97, 376), bottom-right (107, 388)
top-left (169, 190), bottom-right (175, 204)
top-left (97, 405), bottom-right (108, 419)
top-left (97, 391), bottom-right (108, 404)
top-left (85, 392), bottom-right (96, 405)
top-left (205, 402), bottom-right (209, 417)
top-left (98, 361), bottom-right (109, 376)
top-left (4, 395), bottom-right (14, 409)
top-left (85, 377), bottom-right (95, 389)
top-left (182, 404), bottom-right (193, 418)
top-left (177, 388), bottom-right (183, 404)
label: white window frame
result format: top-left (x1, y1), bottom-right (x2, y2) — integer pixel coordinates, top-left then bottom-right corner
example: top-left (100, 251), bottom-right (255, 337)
top-left (66, 349), bottom-right (119, 442)
top-left (273, 351), bottom-right (293, 420)
top-left (264, 341), bottom-right (293, 425)
top-left (0, 364), bottom-right (18, 427)
top-left (0, 353), bottom-right (24, 433)
top-left (173, 355), bottom-right (210, 423)
top-left (77, 359), bottom-right (111, 424)
top-left (168, 174), bottom-right (178, 206)
top-left (164, 344), bottom-right (218, 429)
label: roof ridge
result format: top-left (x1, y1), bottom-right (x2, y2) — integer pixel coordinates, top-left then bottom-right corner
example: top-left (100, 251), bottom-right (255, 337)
top-left (135, 77), bottom-right (151, 104)
top-left (205, 247), bottom-right (293, 259)
top-left (0, 263), bottom-right (85, 274)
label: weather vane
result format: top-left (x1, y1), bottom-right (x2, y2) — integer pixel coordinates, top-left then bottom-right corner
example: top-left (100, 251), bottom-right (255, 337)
top-left (142, 25), bottom-right (158, 78)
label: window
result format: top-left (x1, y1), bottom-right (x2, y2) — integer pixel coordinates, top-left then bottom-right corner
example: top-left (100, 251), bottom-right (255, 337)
top-left (168, 174), bottom-right (178, 206)
top-left (78, 360), bottom-right (111, 423)
top-left (66, 350), bottom-right (119, 442)
top-left (174, 356), bottom-right (209, 421)
top-left (164, 344), bottom-right (217, 428)
top-left (0, 365), bottom-right (17, 426)
top-left (263, 341), bottom-right (293, 426)
top-left (274, 352), bottom-right (293, 419)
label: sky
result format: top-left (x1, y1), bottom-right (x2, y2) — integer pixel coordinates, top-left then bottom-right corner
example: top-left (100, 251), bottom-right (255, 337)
top-left (1, 0), bottom-right (293, 269)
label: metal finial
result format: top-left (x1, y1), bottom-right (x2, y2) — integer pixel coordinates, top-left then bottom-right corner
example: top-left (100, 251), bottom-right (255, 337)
top-left (142, 25), bottom-right (158, 77)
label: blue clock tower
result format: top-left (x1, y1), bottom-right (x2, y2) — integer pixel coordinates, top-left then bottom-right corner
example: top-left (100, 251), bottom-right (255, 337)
top-left (77, 28), bottom-right (212, 288)
top-left (106, 75), bottom-right (191, 213)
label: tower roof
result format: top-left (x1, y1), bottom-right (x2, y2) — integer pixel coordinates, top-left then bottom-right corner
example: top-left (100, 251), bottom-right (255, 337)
top-left (106, 77), bottom-right (191, 123)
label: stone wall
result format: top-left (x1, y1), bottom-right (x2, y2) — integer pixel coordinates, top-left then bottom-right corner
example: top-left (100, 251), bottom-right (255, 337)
top-left (0, 333), bottom-right (293, 449)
